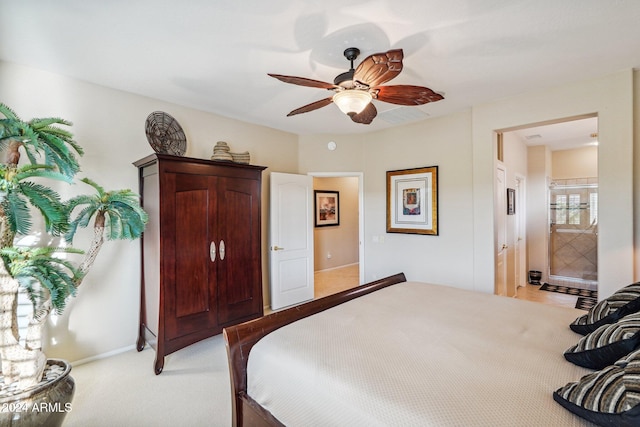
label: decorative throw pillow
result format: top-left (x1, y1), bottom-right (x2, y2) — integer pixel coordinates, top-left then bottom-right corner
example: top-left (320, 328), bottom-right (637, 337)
top-left (564, 312), bottom-right (640, 370)
top-left (554, 348), bottom-right (640, 426)
top-left (570, 283), bottom-right (640, 335)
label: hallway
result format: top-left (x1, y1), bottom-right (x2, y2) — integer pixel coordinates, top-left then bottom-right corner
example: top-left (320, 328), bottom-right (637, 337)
top-left (314, 264), bottom-right (359, 299)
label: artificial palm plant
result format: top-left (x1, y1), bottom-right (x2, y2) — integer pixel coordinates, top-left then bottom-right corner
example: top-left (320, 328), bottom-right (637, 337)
top-left (0, 102), bottom-right (147, 392)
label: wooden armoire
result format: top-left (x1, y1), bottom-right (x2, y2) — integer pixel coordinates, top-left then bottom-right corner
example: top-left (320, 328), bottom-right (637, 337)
top-left (134, 153), bottom-right (266, 374)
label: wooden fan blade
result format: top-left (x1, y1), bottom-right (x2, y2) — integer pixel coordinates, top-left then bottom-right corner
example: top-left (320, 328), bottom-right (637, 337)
top-left (350, 102), bottom-right (377, 125)
top-left (268, 73), bottom-right (336, 89)
top-left (287, 97), bottom-right (334, 116)
top-left (375, 85), bottom-right (444, 105)
top-left (353, 49), bottom-right (404, 87)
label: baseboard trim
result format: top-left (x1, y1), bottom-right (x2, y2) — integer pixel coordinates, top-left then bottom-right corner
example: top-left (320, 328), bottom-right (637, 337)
top-left (71, 344), bottom-right (137, 367)
top-left (315, 262), bottom-right (359, 274)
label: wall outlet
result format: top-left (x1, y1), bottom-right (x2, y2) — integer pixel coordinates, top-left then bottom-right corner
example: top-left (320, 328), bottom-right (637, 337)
top-left (327, 252), bottom-right (332, 259)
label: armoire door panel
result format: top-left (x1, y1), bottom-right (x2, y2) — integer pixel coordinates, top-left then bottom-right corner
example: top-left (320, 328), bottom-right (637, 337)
top-left (175, 188), bottom-right (209, 317)
top-left (217, 178), bottom-right (262, 324)
top-left (165, 173), bottom-right (217, 339)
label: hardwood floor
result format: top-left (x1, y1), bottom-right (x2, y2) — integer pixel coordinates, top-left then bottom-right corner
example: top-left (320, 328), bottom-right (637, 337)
top-left (315, 265), bottom-right (584, 311)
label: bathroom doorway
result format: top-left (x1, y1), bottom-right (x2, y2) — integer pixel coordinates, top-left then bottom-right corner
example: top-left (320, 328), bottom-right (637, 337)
top-left (549, 178), bottom-right (598, 286)
top-left (502, 115), bottom-right (599, 307)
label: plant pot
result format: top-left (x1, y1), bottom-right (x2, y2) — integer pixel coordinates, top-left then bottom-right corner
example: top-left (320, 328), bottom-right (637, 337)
top-left (0, 359), bottom-right (74, 426)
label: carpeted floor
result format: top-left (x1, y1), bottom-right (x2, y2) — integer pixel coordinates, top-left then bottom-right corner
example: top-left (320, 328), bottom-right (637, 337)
top-left (64, 334), bottom-right (231, 426)
top-left (65, 266), bottom-right (360, 426)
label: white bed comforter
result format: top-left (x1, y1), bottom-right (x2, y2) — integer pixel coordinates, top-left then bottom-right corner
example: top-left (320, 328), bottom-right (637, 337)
top-left (247, 281), bottom-right (593, 426)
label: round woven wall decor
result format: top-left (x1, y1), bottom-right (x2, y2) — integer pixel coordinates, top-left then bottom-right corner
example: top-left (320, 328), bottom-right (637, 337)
top-left (144, 111), bottom-right (187, 156)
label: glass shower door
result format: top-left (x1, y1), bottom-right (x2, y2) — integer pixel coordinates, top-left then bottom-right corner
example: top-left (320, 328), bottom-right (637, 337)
top-left (549, 180), bottom-right (598, 282)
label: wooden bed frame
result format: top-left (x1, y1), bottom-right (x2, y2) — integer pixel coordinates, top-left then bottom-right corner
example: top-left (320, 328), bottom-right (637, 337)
top-left (223, 272), bottom-right (407, 427)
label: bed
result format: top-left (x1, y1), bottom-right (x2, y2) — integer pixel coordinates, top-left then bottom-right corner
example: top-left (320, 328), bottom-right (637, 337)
top-left (223, 273), bottom-right (598, 426)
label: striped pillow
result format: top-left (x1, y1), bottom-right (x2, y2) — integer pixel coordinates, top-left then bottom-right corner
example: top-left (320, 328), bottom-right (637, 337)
top-left (554, 348), bottom-right (640, 425)
top-left (570, 283), bottom-right (640, 335)
top-left (565, 312), bottom-right (640, 370)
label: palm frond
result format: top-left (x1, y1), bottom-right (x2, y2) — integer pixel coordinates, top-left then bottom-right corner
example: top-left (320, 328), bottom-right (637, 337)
top-left (0, 103), bottom-right (20, 121)
top-left (79, 177), bottom-right (105, 196)
top-left (65, 194), bottom-right (99, 211)
top-left (14, 164), bottom-right (72, 184)
top-left (0, 119), bottom-right (23, 149)
top-left (22, 144), bottom-right (39, 166)
top-left (29, 118), bottom-right (73, 130)
top-left (2, 193), bottom-right (32, 235)
top-left (0, 164), bottom-right (73, 237)
top-left (18, 182), bottom-right (69, 236)
top-left (65, 180), bottom-right (147, 241)
top-left (0, 121), bottom-right (27, 155)
top-left (1, 111), bottom-right (82, 177)
top-left (12, 122), bottom-right (39, 146)
top-left (1, 246), bottom-right (83, 313)
top-left (106, 200), bottom-right (148, 239)
top-left (65, 205), bottom-right (97, 242)
top-left (38, 132), bottom-right (81, 177)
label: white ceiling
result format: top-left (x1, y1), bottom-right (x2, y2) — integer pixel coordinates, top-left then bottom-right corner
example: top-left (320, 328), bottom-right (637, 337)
top-left (1, 1), bottom-right (639, 145)
top-left (511, 116), bottom-right (599, 151)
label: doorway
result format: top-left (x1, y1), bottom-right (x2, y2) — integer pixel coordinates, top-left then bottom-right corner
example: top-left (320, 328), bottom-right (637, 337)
top-left (311, 173), bottom-right (363, 298)
top-left (514, 175), bottom-right (526, 291)
top-left (497, 116), bottom-right (598, 308)
top-left (495, 163), bottom-right (507, 296)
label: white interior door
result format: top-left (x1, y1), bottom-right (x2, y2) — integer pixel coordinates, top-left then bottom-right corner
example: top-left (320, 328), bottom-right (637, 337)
top-left (269, 172), bottom-right (314, 310)
top-left (495, 165), bottom-right (507, 296)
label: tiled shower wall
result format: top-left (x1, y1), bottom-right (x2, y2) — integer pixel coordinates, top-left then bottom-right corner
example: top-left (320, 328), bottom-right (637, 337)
top-left (549, 178), bottom-right (597, 288)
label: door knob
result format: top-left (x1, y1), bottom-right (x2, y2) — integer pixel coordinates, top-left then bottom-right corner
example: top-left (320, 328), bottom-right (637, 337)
top-left (502, 244), bottom-right (508, 250)
top-left (271, 245), bottom-right (285, 251)
top-left (210, 241), bottom-right (216, 262)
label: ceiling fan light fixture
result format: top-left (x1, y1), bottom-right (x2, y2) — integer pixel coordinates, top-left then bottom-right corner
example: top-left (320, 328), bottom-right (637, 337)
top-left (333, 90), bottom-right (372, 116)
top-left (269, 47), bottom-right (444, 124)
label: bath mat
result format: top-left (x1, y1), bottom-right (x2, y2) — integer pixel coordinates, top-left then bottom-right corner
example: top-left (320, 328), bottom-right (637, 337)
top-left (539, 282), bottom-right (598, 299)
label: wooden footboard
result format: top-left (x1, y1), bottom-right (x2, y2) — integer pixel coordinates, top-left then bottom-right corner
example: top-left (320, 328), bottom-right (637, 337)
top-left (223, 272), bottom-right (407, 427)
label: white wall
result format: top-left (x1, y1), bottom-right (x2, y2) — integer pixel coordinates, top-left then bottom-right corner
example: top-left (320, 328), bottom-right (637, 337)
top-left (472, 70), bottom-right (634, 299)
top-left (0, 61), bottom-right (299, 362)
top-left (526, 145), bottom-right (552, 283)
top-left (300, 111), bottom-right (476, 290)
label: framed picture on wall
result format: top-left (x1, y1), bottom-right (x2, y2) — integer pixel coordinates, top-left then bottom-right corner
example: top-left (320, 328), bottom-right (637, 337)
top-left (315, 190), bottom-right (340, 227)
top-left (507, 188), bottom-right (515, 215)
top-left (386, 166), bottom-right (438, 235)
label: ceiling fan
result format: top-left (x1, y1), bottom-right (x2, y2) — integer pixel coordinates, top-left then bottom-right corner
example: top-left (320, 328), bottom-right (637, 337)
top-left (268, 47), bottom-right (444, 125)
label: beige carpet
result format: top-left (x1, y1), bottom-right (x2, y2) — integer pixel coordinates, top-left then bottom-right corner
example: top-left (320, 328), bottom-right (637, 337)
top-left (66, 265), bottom-right (360, 426)
top-left (65, 334), bottom-right (231, 426)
